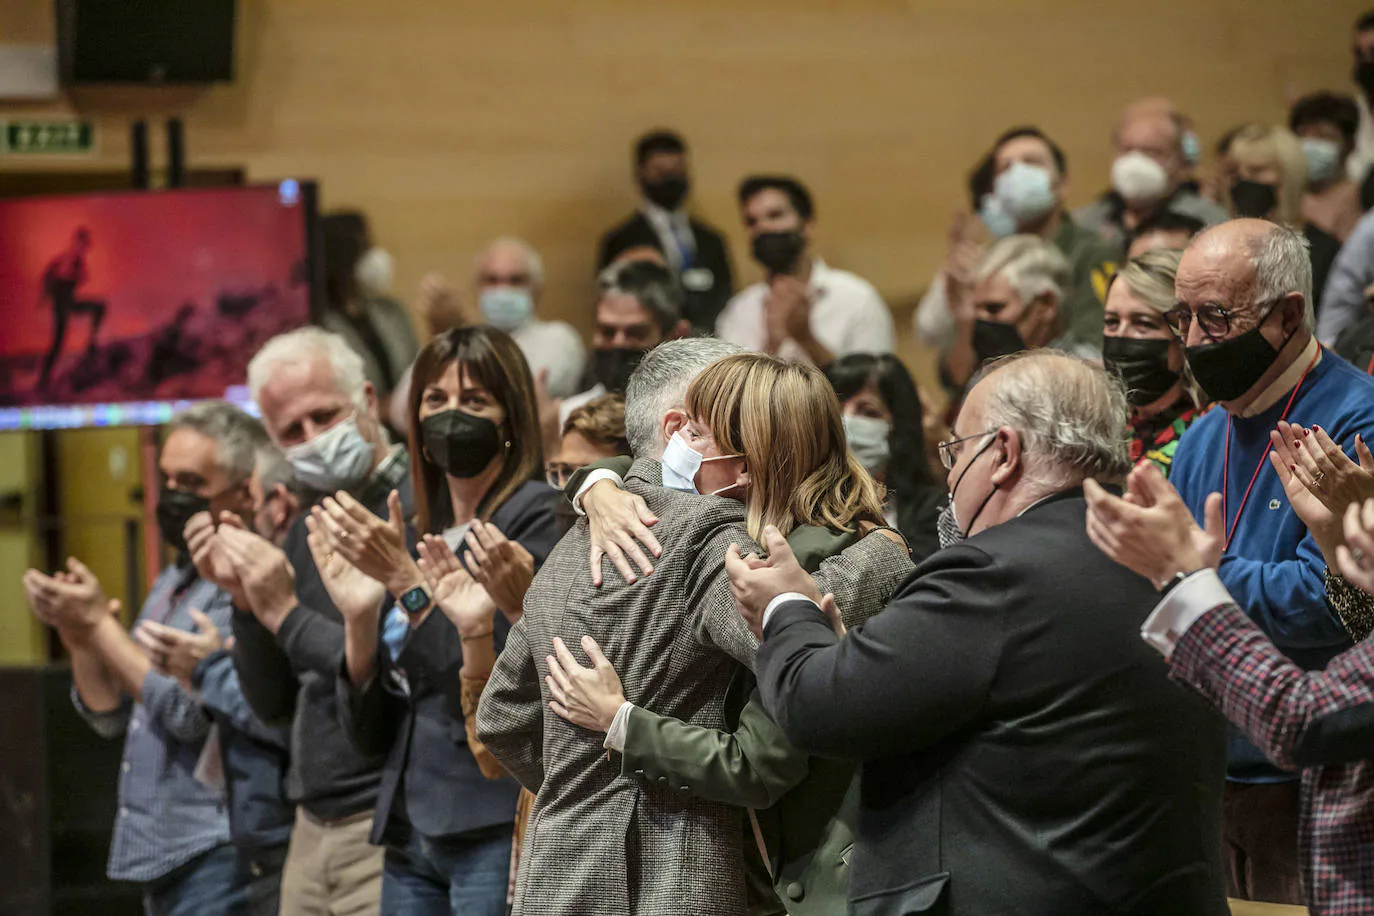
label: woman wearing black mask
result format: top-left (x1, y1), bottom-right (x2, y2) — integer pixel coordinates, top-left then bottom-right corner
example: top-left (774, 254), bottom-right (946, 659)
top-left (1224, 124), bottom-right (1342, 318)
top-left (1101, 248), bottom-right (1209, 475)
top-left (310, 325), bottom-right (559, 916)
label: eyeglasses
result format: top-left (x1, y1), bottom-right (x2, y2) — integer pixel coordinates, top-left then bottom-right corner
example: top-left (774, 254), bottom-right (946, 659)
top-left (545, 462), bottom-right (578, 491)
top-left (1163, 298), bottom-right (1278, 342)
top-left (937, 429), bottom-right (995, 470)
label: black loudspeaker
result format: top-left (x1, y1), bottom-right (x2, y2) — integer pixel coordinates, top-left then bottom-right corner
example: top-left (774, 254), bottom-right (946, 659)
top-left (56, 0), bottom-right (236, 85)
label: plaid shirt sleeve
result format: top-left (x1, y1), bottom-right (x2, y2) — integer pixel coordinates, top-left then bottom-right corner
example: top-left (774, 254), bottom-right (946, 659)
top-left (1169, 581), bottom-right (1374, 770)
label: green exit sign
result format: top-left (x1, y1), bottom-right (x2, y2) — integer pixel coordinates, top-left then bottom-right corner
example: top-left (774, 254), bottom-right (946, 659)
top-left (2, 120), bottom-right (96, 155)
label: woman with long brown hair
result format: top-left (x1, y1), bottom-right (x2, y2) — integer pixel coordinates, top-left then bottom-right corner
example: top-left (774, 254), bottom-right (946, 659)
top-left (548, 351), bottom-right (912, 914)
top-left (304, 325), bottom-right (558, 915)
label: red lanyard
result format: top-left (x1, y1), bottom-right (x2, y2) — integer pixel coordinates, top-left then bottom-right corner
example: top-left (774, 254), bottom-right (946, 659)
top-left (1221, 349), bottom-right (1320, 550)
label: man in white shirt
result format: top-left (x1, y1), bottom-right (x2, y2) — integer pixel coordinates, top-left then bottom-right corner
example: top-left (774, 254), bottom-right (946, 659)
top-left (715, 175), bottom-right (894, 365)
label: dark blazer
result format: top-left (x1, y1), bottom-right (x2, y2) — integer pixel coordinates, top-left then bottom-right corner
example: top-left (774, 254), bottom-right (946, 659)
top-left (756, 489), bottom-right (1228, 916)
top-left (343, 478), bottom-right (561, 845)
top-left (597, 211), bottom-right (735, 333)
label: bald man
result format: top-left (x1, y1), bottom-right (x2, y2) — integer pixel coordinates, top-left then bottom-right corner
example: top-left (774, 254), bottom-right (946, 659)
top-left (1076, 102), bottom-right (1226, 246)
top-left (1166, 218), bottom-right (1374, 905)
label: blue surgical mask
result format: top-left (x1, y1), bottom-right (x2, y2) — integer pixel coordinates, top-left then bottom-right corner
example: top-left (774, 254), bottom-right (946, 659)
top-left (843, 414), bottom-right (891, 475)
top-left (978, 194), bottom-right (1018, 239)
top-left (993, 162), bottom-right (1056, 226)
top-left (1181, 131), bottom-right (1201, 167)
top-left (1301, 138), bottom-right (1342, 184)
top-left (284, 414), bottom-right (376, 493)
top-left (660, 430), bottom-right (742, 496)
top-left (479, 287), bottom-right (535, 332)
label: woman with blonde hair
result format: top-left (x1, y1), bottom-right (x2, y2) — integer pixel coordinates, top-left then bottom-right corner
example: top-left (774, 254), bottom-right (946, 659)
top-left (1224, 122), bottom-right (1342, 316)
top-left (550, 351), bottom-right (912, 915)
top-left (1101, 248), bottom-right (1209, 475)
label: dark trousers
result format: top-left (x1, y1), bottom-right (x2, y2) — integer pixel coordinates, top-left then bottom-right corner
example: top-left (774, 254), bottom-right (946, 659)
top-left (1221, 780), bottom-right (1304, 905)
top-left (380, 825), bottom-right (511, 916)
top-left (143, 842), bottom-right (288, 916)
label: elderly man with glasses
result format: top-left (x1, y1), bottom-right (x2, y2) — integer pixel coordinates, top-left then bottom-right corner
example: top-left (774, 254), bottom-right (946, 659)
top-left (1164, 218), bottom-right (1374, 907)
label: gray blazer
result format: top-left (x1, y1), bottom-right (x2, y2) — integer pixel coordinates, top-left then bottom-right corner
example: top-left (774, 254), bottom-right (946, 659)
top-left (476, 458), bottom-right (911, 916)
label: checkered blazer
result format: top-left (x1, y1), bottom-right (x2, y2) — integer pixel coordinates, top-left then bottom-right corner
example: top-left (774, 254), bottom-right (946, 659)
top-left (1170, 601), bottom-right (1374, 916)
top-left (476, 458), bottom-right (911, 916)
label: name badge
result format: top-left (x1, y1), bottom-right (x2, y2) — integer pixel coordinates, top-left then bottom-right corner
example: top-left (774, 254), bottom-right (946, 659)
top-left (682, 267), bottom-right (714, 292)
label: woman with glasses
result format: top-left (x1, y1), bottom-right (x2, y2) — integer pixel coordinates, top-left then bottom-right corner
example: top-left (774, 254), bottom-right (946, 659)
top-left (303, 325), bottom-right (559, 916)
top-left (545, 394), bottom-right (630, 490)
top-left (1103, 249), bottom-right (1210, 476)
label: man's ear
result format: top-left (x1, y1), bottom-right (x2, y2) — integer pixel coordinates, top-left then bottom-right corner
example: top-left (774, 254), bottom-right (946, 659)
top-left (1280, 292), bottom-right (1307, 336)
top-left (661, 407), bottom-right (689, 444)
top-left (988, 427), bottom-right (1022, 488)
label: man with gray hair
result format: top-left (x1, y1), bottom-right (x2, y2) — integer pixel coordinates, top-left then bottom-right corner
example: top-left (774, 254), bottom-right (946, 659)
top-left (22, 401), bottom-right (278, 913)
top-left (476, 337), bottom-right (912, 916)
top-left (727, 350), bottom-right (1228, 915)
top-left (195, 326), bottom-right (411, 915)
top-left (1166, 218), bottom-right (1374, 905)
top-left (943, 234), bottom-right (1079, 391)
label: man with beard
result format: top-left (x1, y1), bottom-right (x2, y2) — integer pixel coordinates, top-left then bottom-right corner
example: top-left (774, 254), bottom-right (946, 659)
top-left (597, 130), bottom-right (735, 334)
top-left (715, 175), bottom-right (894, 365)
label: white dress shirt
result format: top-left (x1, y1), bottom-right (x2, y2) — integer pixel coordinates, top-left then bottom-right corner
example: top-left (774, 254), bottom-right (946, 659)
top-left (1139, 568), bottom-right (1235, 659)
top-left (715, 258), bottom-right (895, 363)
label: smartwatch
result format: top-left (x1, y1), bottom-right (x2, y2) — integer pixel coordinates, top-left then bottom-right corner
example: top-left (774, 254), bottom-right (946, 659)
top-left (399, 584), bottom-right (432, 615)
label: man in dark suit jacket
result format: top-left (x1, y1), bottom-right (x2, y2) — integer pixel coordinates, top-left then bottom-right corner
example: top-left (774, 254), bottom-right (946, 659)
top-left (728, 350), bottom-right (1229, 916)
top-left (597, 129), bottom-right (734, 333)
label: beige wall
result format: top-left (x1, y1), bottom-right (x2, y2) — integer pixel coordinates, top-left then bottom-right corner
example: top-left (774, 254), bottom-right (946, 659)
top-left (1, 0), bottom-right (1367, 366)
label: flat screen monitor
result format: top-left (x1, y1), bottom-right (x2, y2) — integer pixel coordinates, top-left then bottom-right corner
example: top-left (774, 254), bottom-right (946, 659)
top-left (0, 180), bottom-right (320, 430)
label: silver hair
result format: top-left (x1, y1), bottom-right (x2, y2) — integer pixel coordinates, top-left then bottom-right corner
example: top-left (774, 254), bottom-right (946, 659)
top-left (624, 337), bottom-right (746, 458)
top-left (475, 237), bottom-right (545, 292)
top-left (598, 260), bottom-right (683, 336)
top-left (254, 442), bottom-right (315, 501)
top-left (978, 351), bottom-right (1132, 487)
top-left (1248, 223), bottom-right (1315, 331)
top-left (247, 327), bottom-right (370, 410)
top-left (168, 400), bottom-right (270, 483)
top-left (975, 235), bottom-right (1072, 307)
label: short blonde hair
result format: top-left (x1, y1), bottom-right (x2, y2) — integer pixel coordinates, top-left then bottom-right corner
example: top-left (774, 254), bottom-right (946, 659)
top-left (1227, 124), bottom-right (1308, 227)
top-left (562, 394), bottom-right (629, 455)
top-left (685, 353), bottom-right (886, 541)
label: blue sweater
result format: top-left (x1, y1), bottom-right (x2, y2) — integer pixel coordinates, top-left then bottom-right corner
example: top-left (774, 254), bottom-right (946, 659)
top-left (1171, 349), bottom-right (1374, 780)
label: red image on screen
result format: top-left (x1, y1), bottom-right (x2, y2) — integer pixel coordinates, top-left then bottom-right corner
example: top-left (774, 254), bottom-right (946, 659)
top-left (0, 184), bottom-right (314, 408)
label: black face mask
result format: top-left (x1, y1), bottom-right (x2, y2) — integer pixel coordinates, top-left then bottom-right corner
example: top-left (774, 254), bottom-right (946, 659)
top-left (972, 319), bottom-right (1027, 364)
top-left (156, 486), bottom-right (211, 556)
top-left (1230, 179), bottom-right (1278, 219)
top-left (1184, 304), bottom-right (1291, 403)
top-left (642, 176), bottom-right (689, 211)
top-left (1355, 58), bottom-right (1374, 96)
top-left (592, 347), bottom-right (645, 395)
top-left (751, 231), bottom-right (807, 274)
top-left (1102, 336), bottom-right (1180, 407)
top-left (421, 410), bottom-right (505, 479)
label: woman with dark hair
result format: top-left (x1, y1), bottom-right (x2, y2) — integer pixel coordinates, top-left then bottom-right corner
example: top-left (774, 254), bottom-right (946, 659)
top-left (304, 325), bottom-right (558, 915)
top-left (825, 353), bottom-right (944, 562)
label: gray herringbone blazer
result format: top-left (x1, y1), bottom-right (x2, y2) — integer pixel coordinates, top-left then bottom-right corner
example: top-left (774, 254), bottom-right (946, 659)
top-left (476, 458), bottom-right (912, 916)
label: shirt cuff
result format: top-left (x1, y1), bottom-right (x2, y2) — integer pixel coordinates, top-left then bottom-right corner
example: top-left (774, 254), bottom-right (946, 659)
top-left (572, 469), bottom-right (625, 515)
top-left (1140, 568), bottom-right (1232, 659)
top-left (603, 701), bottom-right (636, 752)
top-left (762, 592), bottom-right (819, 635)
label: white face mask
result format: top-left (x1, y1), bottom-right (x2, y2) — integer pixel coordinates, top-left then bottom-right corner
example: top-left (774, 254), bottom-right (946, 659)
top-left (479, 287), bottom-right (535, 332)
top-left (355, 247), bottom-right (394, 295)
top-left (284, 414), bottom-right (376, 493)
top-left (843, 414), bottom-right (892, 475)
top-left (660, 429), bottom-right (742, 496)
top-left (1111, 151), bottom-right (1170, 205)
top-left (993, 162), bottom-right (1056, 225)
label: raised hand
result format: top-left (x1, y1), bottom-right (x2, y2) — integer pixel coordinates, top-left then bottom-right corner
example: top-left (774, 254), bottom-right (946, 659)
top-left (462, 521), bottom-right (534, 622)
top-left (583, 480), bottom-right (661, 587)
top-left (135, 608), bottom-right (224, 690)
top-left (304, 514), bottom-right (386, 625)
top-left (417, 534), bottom-right (497, 638)
top-left (185, 510), bottom-right (249, 607)
top-left (314, 489), bottom-right (421, 598)
top-left (1337, 499), bottom-right (1374, 595)
top-left (545, 636), bottom-right (625, 733)
top-left (218, 525), bottom-right (298, 633)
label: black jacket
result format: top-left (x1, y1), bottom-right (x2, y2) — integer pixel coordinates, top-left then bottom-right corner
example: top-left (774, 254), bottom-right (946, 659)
top-left (231, 464), bottom-right (413, 821)
top-left (756, 489), bottom-right (1228, 916)
top-left (597, 211), bottom-right (735, 333)
top-left (343, 479), bottom-right (561, 845)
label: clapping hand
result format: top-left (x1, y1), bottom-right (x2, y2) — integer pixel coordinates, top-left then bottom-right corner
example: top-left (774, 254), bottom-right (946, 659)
top-left (22, 558), bottom-right (113, 642)
top-left (218, 525), bottom-right (298, 633)
top-left (135, 609), bottom-right (228, 691)
top-left (1337, 500), bottom-right (1374, 594)
top-left (417, 534), bottom-right (497, 638)
top-left (314, 490), bottom-right (421, 598)
top-left (462, 520), bottom-right (534, 623)
top-left (1084, 462), bottom-right (1224, 588)
top-left (763, 276), bottom-right (812, 352)
top-left (1270, 422), bottom-right (1374, 558)
top-left (724, 526), bottom-right (823, 639)
top-left (303, 514), bottom-right (386, 625)
top-left (545, 636), bottom-right (625, 733)
top-left (185, 510), bottom-right (250, 608)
